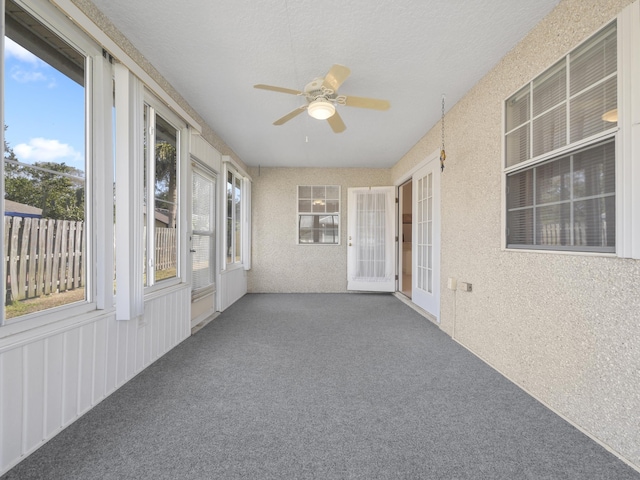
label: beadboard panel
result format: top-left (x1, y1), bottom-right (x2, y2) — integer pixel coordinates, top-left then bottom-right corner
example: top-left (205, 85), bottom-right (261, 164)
top-left (0, 285), bottom-right (191, 476)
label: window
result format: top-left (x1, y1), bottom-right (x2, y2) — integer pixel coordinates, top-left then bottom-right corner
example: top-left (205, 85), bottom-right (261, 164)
top-left (226, 167), bottom-right (242, 265)
top-left (2, 0), bottom-right (98, 321)
top-left (505, 22), bottom-right (618, 252)
top-left (143, 101), bottom-right (181, 286)
top-left (297, 185), bottom-right (340, 244)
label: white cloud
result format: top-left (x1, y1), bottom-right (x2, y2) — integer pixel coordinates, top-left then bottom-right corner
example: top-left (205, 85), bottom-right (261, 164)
top-left (4, 38), bottom-right (40, 65)
top-left (5, 38), bottom-right (56, 87)
top-left (14, 138), bottom-right (83, 164)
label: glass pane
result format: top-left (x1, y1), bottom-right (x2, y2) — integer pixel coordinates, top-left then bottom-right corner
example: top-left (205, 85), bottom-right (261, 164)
top-left (536, 203), bottom-right (571, 246)
top-left (226, 173), bottom-right (233, 263)
top-left (298, 185), bottom-right (311, 199)
top-left (505, 86), bottom-right (530, 132)
top-left (298, 199), bottom-right (312, 213)
top-left (234, 177), bottom-right (241, 263)
top-left (312, 200), bottom-right (325, 213)
top-left (533, 59), bottom-right (566, 117)
top-left (191, 234), bottom-right (212, 291)
top-left (574, 197), bottom-right (615, 248)
top-left (570, 22), bottom-right (617, 96)
top-left (570, 76), bottom-right (617, 143)
top-left (507, 209), bottom-right (534, 246)
top-left (192, 172), bottom-right (213, 232)
top-left (326, 185), bottom-right (339, 200)
top-left (311, 185), bottom-right (325, 199)
top-left (154, 114), bottom-right (178, 282)
top-left (505, 124), bottom-right (530, 167)
top-left (573, 141), bottom-right (615, 199)
top-left (532, 104), bottom-right (566, 158)
top-left (4, 4), bottom-right (86, 319)
top-left (536, 157), bottom-right (571, 204)
top-left (325, 200), bottom-right (339, 213)
top-left (507, 170), bottom-right (534, 210)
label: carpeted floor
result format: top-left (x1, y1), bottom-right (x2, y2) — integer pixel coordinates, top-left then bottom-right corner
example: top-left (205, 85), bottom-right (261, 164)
top-left (3, 293), bottom-right (639, 479)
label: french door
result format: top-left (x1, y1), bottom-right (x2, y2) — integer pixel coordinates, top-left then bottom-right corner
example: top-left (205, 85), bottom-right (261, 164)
top-left (347, 187), bottom-right (396, 292)
top-left (412, 159), bottom-right (440, 319)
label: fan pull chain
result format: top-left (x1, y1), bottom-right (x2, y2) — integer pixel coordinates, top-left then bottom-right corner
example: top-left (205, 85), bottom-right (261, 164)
top-left (440, 94), bottom-right (446, 172)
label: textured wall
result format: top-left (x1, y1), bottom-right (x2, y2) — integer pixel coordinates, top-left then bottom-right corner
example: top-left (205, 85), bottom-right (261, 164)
top-left (391, 0), bottom-right (640, 469)
top-left (248, 167), bottom-right (391, 293)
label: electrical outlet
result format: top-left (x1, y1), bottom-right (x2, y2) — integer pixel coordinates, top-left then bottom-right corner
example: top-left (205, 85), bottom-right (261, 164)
top-left (459, 282), bottom-right (472, 292)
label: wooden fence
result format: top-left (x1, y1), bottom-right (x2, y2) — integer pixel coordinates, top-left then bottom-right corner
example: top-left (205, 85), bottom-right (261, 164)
top-left (4, 218), bottom-right (178, 303)
top-left (4, 216), bottom-right (84, 303)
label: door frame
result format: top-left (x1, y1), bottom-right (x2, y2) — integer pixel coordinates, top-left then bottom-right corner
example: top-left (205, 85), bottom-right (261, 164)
top-left (189, 159), bottom-right (218, 328)
top-left (394, 149), bottom-right (441, 321)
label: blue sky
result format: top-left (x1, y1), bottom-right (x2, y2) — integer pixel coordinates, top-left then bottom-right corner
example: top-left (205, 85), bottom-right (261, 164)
top-left (3, 37), bottom-right (85, 173)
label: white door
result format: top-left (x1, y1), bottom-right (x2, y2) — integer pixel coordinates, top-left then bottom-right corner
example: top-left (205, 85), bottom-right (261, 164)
top-left (347, 186), bottom-right (396, 292)
top-left (412, 159), bottom-right (440, 319)
top-left (190, 165), bottom-right (216, 328)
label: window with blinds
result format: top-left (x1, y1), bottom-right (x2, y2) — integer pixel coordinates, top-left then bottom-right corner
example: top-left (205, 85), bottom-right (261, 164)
top-left (504, 21), bottom-right (617, 253)
top-left (505, 22), bottom-right (617, 168)
top-left (297, 185), bottom-right (340, 244)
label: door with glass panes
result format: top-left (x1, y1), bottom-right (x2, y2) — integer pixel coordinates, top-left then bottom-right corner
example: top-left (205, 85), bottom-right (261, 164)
top-left (190, 164), bottom-right (216, 327)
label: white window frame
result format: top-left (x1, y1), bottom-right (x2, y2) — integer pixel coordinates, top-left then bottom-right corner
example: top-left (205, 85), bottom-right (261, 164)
top-left (502, 3), bottom-right (640, 258)
top-left (142, 93), bottom-right (187, 292)
top-left (0, 0), bottom-right (113, 334)
top-left (223, 161), bottom-right (251, 270)
top-left (296, 185), bottom-right (341, 245)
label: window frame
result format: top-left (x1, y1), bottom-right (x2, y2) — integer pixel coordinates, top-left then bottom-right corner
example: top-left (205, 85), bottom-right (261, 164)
top-left (0, 0), bottom-right (112, 331)
top-left (501, 16), bottom-right (637, 256)
top-left (224, 164), bottom-right (245, 269)
top-left (296, 185), bottom-right (341, 246)
top-left (142, 93), bottom-right (186, 292)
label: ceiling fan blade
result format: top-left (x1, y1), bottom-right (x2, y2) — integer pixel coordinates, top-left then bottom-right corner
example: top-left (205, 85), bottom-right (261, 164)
top-left (254, 84), bottom-right (303, 96)
top-left (344, 95), bottom-right (390, 110)
top-left (273, 106), bottom-right (307, 125)
top-left (322, 64), bottom-right (351, 92)
top-left (327, 111), bottom-right (346, 133)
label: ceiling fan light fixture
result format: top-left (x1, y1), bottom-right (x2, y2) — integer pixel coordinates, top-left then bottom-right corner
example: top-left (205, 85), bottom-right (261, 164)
top-left (308, 99), bottom-right (335, 120)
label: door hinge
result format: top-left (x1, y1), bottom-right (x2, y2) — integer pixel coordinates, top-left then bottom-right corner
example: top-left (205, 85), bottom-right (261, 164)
top-left (395, 274), bottom-right (399, 280)
top-left (395, 236), bottom-right (399, 242)
top-left (395, 197), bottom-right (399, 203)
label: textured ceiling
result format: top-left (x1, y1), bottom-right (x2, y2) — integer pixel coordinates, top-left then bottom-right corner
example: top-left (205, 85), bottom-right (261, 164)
top-left (89, 0), bottom-right (560, 168)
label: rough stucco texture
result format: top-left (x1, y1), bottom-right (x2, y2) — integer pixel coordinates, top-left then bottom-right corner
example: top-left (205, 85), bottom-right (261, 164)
top-left (248, 167), bottom-right (391, 293)
top-left (391, 0), bottom-right (640, 469)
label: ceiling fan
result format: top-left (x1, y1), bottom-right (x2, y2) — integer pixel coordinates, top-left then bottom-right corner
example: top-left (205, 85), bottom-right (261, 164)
top-left (254, 64), bottom-right (390, 133)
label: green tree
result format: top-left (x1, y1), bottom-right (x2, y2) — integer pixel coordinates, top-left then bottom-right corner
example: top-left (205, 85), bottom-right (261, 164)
top-left (4, 126), bottom-right (85, 221)
top-left (155, 141), bottom-right (177, 228)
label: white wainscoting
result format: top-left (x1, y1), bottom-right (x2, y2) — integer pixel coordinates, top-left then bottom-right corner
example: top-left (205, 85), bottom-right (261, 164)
top-left (0, 285), bottom-right (191, 476)
top-left (219, 267), bottom-right (247, 311)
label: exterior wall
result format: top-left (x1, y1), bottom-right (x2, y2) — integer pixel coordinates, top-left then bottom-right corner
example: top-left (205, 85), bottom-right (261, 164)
top-left (391, 0), bottom-right (640, 469)
top-left (0, 286), bottom-right (191, 474)
top-left (248, 167), bottom-right (391, 293)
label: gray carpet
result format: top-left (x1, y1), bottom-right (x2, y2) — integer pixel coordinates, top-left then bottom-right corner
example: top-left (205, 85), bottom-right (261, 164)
top-left (3, 293), bottom-right (639, 479)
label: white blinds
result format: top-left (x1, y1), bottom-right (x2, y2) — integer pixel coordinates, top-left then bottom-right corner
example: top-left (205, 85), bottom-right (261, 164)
top-left (506, 140), bottom-right (615, 251)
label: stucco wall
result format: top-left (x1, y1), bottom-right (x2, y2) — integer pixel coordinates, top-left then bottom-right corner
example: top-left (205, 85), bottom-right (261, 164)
top-left (248, 167), bottom-right (391, 293)
top-left (392, 0), bottom-right (640, 469)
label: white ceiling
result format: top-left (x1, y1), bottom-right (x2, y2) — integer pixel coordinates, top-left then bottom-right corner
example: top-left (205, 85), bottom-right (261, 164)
top-left (90, 0), bottom-right (560, 168)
